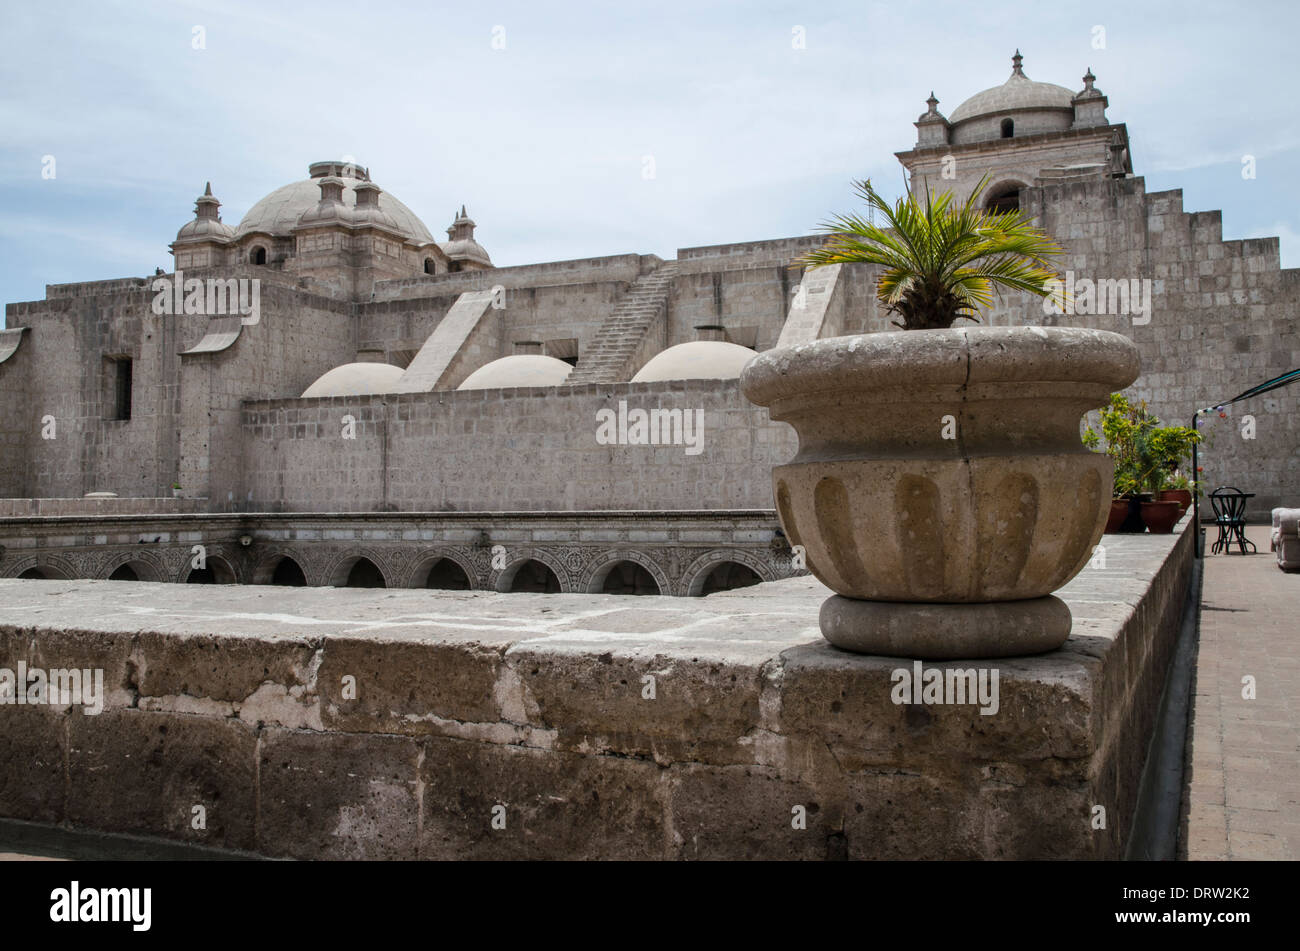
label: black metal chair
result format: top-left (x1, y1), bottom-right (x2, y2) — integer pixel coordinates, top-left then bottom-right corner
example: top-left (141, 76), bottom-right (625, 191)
top-left (1208, 486), bottom-right (1256, 554)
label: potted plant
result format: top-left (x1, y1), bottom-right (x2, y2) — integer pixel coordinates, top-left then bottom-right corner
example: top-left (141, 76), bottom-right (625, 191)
top-left (1083, 422), bottom-right (1135, 533)
top-left (741, 179), bottom-right (1139, 659)
top-left (171, 482), bottom-right (182, 499)
top-left (1160, 474), bottom-right (1192, 517)
top-left (1082, 394), bottom-right (1199, 534)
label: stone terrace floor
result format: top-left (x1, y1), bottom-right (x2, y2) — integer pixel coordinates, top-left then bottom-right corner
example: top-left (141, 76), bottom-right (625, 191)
top-left (1182, 525), bottom-right (1300, 860)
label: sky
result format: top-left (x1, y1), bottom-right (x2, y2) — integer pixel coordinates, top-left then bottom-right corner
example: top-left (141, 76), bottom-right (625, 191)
top-left (1, 0), bottom-right (1297, 318)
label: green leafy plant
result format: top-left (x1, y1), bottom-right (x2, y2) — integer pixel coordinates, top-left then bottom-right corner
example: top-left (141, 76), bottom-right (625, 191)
top-left (1083, 393), bottom-right (1201, 497)
top-left (798, 177), bottom-right (1064, 330)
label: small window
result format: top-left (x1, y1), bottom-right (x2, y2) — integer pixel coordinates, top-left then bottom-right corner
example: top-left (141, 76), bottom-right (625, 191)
top-left (107, 357), bottom-right (132, 421)
top-left (250, 246), bottom-right (267, 265)
top-left (423, 258), bottom-right (436, 274)
top-left (448, 261), bottom-right (463, 273)
top-left (1000, 118), bottom-right (1014, 138)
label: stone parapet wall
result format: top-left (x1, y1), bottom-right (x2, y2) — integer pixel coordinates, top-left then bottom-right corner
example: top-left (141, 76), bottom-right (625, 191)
top-left (240, 380), bottom-right (796, 512)
top-left (0, 510), bottom-right (794, 595)
top-left (0, 524), bottom-right (1192, 859)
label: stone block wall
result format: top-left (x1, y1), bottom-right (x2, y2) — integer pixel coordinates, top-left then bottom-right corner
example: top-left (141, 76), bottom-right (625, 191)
top-left (0, 526), bottom-right (1192, 859)
top-left (239, 380), bottom-right (796, 512)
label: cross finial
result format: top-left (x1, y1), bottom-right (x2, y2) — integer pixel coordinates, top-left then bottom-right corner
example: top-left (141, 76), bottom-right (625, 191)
top-left (925, 90), bottom-right (938, 114)
top-left (1083, 67), bottom-right (1095, 90)
top-left (1012, 49), bottom-right (1024, 76)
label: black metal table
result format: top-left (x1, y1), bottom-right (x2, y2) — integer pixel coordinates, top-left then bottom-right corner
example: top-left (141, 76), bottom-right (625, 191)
top-left (1208, 487), bottom-right (1257, 554)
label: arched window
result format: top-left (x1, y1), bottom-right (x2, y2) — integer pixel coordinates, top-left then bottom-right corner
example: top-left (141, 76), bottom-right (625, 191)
top-left (598, 561), bottom-right (660, 595)
top-left (506, 560), bottom-right (561, 593)
top-left (985, 185), bottom-right (1022, 215)
top-left (343, 557), bottom-right (386, 588)
top-left (425, 558), bottom-right (471, 590)
top-left (250, 246), bottom-right (267, 265)
top-left (1000, 118), bottom-right (1014, 138)
top-left (269, 557), bottom-right (306, 586)
top-left (423, 258), bottom-right (436, 274)
top-left (699, 562), bottom-right (761, 596)
top-left (448, 261), bottom-right (463, 273)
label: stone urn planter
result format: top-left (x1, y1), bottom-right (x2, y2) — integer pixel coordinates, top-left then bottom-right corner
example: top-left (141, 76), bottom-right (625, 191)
top-left (740, 325), bottom-right (1140, 659)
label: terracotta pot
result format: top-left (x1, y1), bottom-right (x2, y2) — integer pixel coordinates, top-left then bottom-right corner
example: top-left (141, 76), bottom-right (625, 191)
top-left (1104, 499), bottom-right (1129, 534)
top-left (740, 326), bottom-right (1140, 658)
top-left (1159, 489), bottom-right (1191, 515)
top-left (1140, 499), bottom-right (1182, 534)
top-left (1118, 495), bottom-right (1148, 533)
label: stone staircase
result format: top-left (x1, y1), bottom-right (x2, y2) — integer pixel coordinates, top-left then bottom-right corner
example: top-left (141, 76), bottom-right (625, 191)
top-left (567, 263), bottom-right (678, 384)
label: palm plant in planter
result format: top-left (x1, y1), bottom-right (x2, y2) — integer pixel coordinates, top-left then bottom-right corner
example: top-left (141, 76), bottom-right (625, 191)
top-left (740, 179), bottom-right (1141, 659)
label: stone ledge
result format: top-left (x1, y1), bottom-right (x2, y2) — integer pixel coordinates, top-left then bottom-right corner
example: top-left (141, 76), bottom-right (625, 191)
top-left (0, 524), bottom-right (1192, 859)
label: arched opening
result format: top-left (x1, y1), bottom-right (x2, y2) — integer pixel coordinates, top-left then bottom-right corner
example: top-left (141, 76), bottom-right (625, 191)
top-left (506, 560), bottom-right (561, 593)
top-left (269, 557), bottom-right (306, 586)
top-left (250, 246), bottom-right (267, 265)
top-left (423, 258), bottom-right (436, 275)
top-left (985, 185), bottom-right (1021, 215)
top-left (597, 561), bottom-right (660, 596)
top-left (425, 558), bottom-right (471, 590)
top-left (448, 261), bottom-right (464, 273)
top-left (108, 564), bottom-right (139, 581)
top-left (699, 561), bottom-right (762, 596)
top-left (18, 567), bottom-right (50, 579)
top-left (1000, 117), bottom-right (1014, 138)
top-left (343, 557), bottom-right (386, 588)
top-left (185, 557), bottom-right (236, 584)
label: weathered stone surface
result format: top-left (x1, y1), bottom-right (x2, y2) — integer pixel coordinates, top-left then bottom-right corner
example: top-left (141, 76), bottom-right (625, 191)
top-left (0, 705), bottom-right (66, 824)
top-left (319, 634), bottom-right (508, 737)
top-left (66, 709), bottom-right (257, 851)
top-left (258, 728), bottom-right (420, 860)
top-left (420, 737), bottom-right (666, 859)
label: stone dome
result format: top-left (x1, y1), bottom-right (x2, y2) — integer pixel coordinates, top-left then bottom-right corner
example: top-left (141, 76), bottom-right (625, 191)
top-left (457, 355), bottom-right (573, 390)
top-left (439, 238), bottom-right (493, 268)
top-left (948, 52), bottom-right (1074, 124)
top-left (174, 183), bottom-right (234, 243)
top-left (631, 341), bottom-right (757, 383)
top-left (235, 162), bottom-right (435, 243)
top-left (301, 362), bottom-right (405, 398)
top-left (176, 216), bottom-right (235, 242)
top-left (439, 206), bottom-right (492, 268)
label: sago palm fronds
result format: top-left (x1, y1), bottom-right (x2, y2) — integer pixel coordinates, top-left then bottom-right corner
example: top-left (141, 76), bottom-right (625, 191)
top-left (799, 177), bottom-right (1064, 330)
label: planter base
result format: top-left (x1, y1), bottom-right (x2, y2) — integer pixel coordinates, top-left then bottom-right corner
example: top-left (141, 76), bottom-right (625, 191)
top-left (819, 595), bottom-right (1072, 660)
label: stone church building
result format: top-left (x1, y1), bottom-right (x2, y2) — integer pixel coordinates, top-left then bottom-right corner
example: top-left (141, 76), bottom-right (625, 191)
top-left (1, 53), bottom-right (1295, 592)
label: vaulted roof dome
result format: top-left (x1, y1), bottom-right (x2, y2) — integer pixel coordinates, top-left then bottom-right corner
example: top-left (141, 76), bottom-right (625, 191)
top-left (457, 355), bottom-right (573, 390)
top-left (301, 362), bottom-right (405, 398)
top-left (631, 341), bottom-right (757, 383)
top-left (948, 50), bottom-right (1074, 123)
top-left (234, 162), bottom-right (434, 243)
